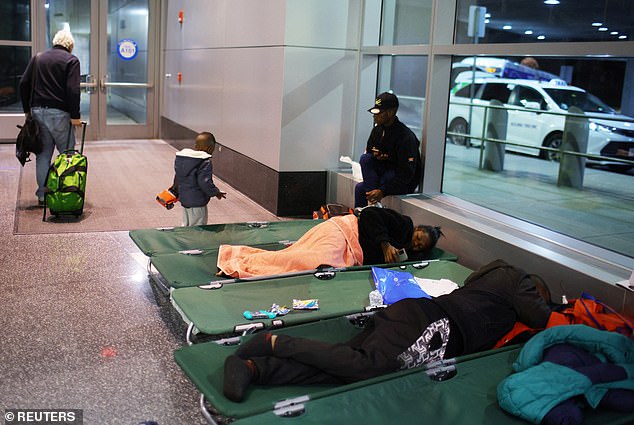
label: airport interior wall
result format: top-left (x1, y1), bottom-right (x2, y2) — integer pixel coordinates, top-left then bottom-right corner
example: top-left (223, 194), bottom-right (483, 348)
top-left (161, 0), bottom-right (361, 216)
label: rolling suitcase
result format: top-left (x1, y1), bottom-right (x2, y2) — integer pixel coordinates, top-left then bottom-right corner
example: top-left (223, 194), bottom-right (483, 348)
top-left (43, 121), bottom-right (88, 221)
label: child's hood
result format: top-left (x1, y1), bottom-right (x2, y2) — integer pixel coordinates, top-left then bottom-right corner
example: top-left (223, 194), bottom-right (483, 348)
top-left (175, 148), bottom-right (211, 175)
top-left (176, 148), bottom-right (212, 159)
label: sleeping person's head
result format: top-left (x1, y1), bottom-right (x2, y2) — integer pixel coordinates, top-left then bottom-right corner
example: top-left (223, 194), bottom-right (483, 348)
top-left (411, 225), bottom-right (444, 253)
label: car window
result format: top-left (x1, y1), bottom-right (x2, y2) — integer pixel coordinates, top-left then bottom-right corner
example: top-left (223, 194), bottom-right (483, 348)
top-left (544, 88), bottom-right (616, 114)
top-left (453, 83), bottom-right (482, 98)
top-left (479, 83), bottom-right (512, 103)
top-left (510, 86), bottom-right (544, 109)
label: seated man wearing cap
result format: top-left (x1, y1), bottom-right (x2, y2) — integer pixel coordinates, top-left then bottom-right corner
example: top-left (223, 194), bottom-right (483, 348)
top-left (354, 92), bottom-right (422, 208)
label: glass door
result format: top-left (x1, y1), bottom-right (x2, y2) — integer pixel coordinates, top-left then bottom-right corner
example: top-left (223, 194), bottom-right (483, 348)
top-left (97, 0), bottom-right (156, 138)
top-left (44, 0), bottom-right (157, 140)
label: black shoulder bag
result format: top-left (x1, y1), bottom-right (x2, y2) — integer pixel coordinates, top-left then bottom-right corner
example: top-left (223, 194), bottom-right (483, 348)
top-left (16, 55), bottom-right (43, 166)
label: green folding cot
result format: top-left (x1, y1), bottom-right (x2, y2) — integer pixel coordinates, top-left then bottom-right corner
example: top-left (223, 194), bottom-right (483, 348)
top-left (129, 220), bottom-right (321, 256)
top-left (174, 318), bottom-right (634, 425)
top-left (230, 345), bottom-right (634, 425)
top-left (171, 260), bottom-right (472, 344)
top-left (130, 219), bottom-right (459, 292)
top-left (152, 245), bottom-right (457, 291)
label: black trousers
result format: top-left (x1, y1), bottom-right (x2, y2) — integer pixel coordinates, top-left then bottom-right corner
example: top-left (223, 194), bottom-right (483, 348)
top-left (240, 298), bottom-right (462, 386)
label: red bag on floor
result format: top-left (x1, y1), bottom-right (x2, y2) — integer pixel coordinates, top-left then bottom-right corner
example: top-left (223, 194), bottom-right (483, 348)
top-left (312, 203), bottom-right (354, 220)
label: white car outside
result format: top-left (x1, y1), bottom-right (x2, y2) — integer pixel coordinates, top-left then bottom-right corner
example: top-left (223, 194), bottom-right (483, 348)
top-left (447, 78), bottom-right (634, 168)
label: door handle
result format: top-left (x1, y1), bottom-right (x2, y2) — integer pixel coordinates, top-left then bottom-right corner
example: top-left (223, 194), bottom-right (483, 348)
top-left (80, 74), bottom-right (98, 94)
top-left (99, 77), bottom-right (153, 91)
top-left (102, 82), bottom-right (154, 88)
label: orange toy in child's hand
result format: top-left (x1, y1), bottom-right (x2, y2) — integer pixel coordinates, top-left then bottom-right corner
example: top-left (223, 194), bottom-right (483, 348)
top-left (156, 188), bottom-right (178, 209)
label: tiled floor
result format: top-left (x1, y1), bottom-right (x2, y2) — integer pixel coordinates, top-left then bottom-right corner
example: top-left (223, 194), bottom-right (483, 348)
top-left (0, 142), bottom-right (279, 424)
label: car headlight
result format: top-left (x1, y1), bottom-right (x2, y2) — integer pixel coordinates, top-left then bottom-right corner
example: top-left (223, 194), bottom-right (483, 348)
top-left (589, 122), bottom-right (616, 133)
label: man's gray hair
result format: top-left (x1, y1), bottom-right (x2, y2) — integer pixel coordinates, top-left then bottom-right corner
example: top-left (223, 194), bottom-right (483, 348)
top-left (52, 29), bottom-right (75, 51)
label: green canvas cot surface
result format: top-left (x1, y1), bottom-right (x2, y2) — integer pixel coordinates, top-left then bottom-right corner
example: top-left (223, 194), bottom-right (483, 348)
top-left (152, 245), bottom-right (457, 290)
top-left (230, 346), bottom-right (634, 425)
top-left (171, 260), bottom-right (473, 338)
top-left (129, 220), bottom-right (321, 256)
top-left (175, 318), bottom-right (634, 425)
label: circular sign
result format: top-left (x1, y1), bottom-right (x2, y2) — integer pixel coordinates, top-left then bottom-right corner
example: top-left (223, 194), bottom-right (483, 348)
top-left (117, 39), bottom-right (138, 60)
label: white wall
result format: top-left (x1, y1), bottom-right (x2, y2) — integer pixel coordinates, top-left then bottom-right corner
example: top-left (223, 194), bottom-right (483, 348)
top-left (162, 0), bottom-right (361, 172)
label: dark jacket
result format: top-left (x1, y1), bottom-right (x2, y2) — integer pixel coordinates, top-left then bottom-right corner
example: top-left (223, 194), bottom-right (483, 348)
top-left (365, 117), bottom-right (422, 195)
top-left (174, 149), bottom-right (220, 208)
top-left (433, 259), bottom-right (552, 355)
top-left (497, 325), bottom-right (634, 424)
top-left (19, 45), bottom-right (81, 119)
top-left (358, 207), bottom-right (414, 265)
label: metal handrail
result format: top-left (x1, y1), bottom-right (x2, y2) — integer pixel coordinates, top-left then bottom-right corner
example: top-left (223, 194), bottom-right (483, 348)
top-left (451, 99), bottom-right (634, 124)
top-left (448, 101), bottom-right (634, 168)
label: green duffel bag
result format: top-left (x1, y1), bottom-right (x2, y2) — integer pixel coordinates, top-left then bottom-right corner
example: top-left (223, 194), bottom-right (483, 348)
top-left (44, 150), bottom-right (88, 218)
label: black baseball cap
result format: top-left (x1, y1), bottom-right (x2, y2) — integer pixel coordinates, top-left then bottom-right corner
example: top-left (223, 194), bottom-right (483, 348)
top-left (368, 92), bottom-right (399, 114)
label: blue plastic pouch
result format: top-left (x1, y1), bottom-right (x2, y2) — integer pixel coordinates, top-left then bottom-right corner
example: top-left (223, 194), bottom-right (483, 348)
top-left (371, 267), bottom-right (431, 305)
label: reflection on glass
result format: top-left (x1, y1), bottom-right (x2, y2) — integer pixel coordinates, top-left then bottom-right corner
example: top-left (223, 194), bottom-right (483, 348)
top-left (0, 0), bottom-right (31, 41)
top-left (0, 46), bottom-right (31, 113)
top-left (45, 0), bottom-right (91, 122)
top-left (444, 55), bottom-right (634, 257)
top-left (455, 0), bottom-right (633, 43)
top-left (379, 0), bottom-right (433, 45)
top-left (106, 0), bottom-right (149, 125)
top-left (377, 55), bottom-right (428, 135)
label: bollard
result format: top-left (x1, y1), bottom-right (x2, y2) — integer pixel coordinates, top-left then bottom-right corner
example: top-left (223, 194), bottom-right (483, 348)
top-left (483, 99), bottom-right (507, 171)
top-left (558, 106), bottom-right (588, 189)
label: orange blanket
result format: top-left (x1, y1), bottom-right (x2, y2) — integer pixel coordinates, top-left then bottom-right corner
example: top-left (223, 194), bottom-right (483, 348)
top-left (217, 214), bottom-right (364, 278)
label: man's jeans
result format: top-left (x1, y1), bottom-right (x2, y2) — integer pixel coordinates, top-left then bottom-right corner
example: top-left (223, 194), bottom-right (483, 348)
top-left (354, 153), bottom-right (396, 207)
top-left (31, 107), bottom-right (75, 200)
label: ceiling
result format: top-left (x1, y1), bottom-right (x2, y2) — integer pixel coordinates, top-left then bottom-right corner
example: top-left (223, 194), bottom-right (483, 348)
top-left (459, 0), bottom-right (633, 43)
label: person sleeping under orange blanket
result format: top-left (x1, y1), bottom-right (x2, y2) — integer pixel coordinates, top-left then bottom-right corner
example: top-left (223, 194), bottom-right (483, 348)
top-left (216, 207), bottom-right (443, 278)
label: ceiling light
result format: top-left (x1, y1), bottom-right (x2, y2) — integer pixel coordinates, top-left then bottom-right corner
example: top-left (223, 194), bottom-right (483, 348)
top-left (610, 31), bottom-right (618, 35)
top-left (544, 0), bottom-right (559, 4)
top-left (525, 30), bottom-right (534, 35)
top-left (485, 13), bottom-right (491, 18)
top-left (485, 19), bottom-right (490, 24)
top-left (598, 27), bottom-right (608, 31)
top-left (503, 25), bottom-right (512, 30)
top-left (619, 35), bottom-right (628, 39)
top-left (537, 35), bottom-right (546, 40)
top-left (592, 22), bottom-right (602, 27)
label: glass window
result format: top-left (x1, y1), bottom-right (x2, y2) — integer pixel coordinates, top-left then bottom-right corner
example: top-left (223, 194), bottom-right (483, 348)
top-left (479, 82), bottom-right (512, 102)
top-left (510, 86), bottom-right (543, 108)
top-left (0, 46), bottom-right (31, 113)
top-left (544, 88), bottom-right (615, 113)
top-left (0, 0), bottom-right (31, 41)
top-left (377, 55), bottom-right (428, 136)
top-left (444, 55), bottom-right (634, 257)
top-left (455, 0), bottom-right (633, 43)
top-left (379, 0), bottom-right (433, 45)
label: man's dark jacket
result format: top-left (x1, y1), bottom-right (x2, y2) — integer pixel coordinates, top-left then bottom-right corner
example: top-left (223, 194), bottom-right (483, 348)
top-left (365, 117), bottom-right (422, 195)
top-left (20, 45), bottom-right (81, 119)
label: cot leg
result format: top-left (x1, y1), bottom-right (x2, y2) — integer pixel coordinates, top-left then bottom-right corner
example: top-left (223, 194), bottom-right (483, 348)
top-left (186, 322), bottom-right (196, 346)
top-left (199, 394), bottom-right (220, 425)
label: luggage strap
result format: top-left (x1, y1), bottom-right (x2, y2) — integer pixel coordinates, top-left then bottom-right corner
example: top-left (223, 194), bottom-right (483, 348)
top-left (58, 164), bottom-right (87, 179)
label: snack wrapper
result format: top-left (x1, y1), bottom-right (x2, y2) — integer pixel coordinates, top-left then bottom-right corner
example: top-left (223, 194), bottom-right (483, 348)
top-left (270, 304), bottom-right (290, 316)
top-left (292, 299), bottom-right (319, 310)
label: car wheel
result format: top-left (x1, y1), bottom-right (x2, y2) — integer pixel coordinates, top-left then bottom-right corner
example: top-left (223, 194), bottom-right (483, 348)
top-left (541, 132), bottom-right (563, 162)
top-left (448, 118), bottom-right (470, 146)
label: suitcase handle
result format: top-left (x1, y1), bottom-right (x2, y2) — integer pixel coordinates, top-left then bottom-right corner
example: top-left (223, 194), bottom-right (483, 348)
top-left (66, 121), bottom-right (87, 154)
